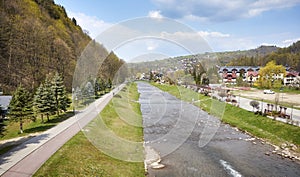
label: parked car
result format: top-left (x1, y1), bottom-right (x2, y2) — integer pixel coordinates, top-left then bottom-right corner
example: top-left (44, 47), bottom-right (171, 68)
top-left (263, 89), bottom-right (275, 94)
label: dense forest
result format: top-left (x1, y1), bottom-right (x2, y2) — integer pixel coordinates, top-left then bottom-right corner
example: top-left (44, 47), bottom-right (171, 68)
top-left (227, 41), bottom-right (300, 70)
top-left (0, 0), bottom-right (125, 94)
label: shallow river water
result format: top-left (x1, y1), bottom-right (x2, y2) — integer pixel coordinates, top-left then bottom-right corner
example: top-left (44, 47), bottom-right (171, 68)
top-left (138, 82), bottom-right (300, 177)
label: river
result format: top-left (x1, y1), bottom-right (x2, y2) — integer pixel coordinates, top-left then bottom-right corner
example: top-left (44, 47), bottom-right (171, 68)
top-left (138, 82), bottom-right (300, 177)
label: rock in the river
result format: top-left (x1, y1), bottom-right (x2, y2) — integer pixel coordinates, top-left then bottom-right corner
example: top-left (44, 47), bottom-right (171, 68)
top-left (151, 162), bottom-right (165, 169)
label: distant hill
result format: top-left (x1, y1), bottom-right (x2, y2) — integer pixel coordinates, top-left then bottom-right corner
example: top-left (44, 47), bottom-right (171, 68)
top-left (0, 0), bottom-right (92, 92)
top-left (227, 41), bottom-right (300, 70)
top-left (128, 45), bottom-right (279, 74)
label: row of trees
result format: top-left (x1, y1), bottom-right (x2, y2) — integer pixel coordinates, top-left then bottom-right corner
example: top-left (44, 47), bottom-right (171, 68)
top-left (9, 73), bottom-right (70, 133)
top-left (73, 77), bottom-right (113, 107)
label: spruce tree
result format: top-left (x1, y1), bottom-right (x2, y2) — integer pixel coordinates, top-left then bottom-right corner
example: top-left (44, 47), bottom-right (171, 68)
top-left (51, 72), bottom-right (70, 115)
top-left (107, 78), bottom-right (112, 90)
top-left (9, 85), bottom-right (34, 133)
top-left (43, 77), bottom-right (56, 121)
top-left (33, 83), bottom-right (46, 123)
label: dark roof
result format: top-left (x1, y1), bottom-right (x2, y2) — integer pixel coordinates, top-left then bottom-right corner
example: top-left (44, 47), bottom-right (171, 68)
top-left (0, 96), bottom-right (12, 110)
top-left (219, 66), bottom-right (260, 73)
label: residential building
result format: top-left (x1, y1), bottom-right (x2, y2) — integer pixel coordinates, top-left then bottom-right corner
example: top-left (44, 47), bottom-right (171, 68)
top-left (218, 66), bottom-right (300, 85)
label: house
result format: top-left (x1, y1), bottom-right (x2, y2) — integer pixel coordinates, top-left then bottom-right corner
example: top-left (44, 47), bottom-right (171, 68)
top-left (284, 71), bottom-right (300, 85)
top-left (218, 65), bottom-right (300, 85)
top-left (0, 96), bottom-right (12, 119)
top-left (218, 66), bottom-right (260, 84)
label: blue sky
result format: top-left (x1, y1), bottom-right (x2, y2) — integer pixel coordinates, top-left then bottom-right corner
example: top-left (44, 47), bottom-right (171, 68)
top-left (54, 0), bottom-right (300, 61)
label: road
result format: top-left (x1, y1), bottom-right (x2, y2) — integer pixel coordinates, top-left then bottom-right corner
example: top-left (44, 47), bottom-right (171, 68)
top-left (0, 84), bottom-right (125, 177)
top-left (139, 82), bottom-right (300, 176)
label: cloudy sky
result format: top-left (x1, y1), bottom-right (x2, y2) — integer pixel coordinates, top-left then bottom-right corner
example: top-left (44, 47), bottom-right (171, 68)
top-left (54, 0), bottom-right (300, 61)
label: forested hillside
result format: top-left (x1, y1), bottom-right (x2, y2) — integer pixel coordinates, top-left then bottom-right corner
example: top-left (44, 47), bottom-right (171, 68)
top-left (0, 0), bottom-right (108, 93)
top-left (227, 41), bottom-right (300, 70)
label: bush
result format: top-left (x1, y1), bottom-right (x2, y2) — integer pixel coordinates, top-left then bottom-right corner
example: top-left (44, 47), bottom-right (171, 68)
top-left (250, 100), bottom-right (260, 112)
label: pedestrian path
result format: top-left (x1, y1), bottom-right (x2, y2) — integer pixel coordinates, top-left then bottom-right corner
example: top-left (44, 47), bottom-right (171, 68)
top-left (0, 84), bottom-right (125, 177)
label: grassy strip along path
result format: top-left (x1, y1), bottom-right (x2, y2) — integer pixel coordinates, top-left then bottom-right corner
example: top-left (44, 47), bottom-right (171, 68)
top-left (34, 83), bottom-right (145, 176)
top-left (152, 83), bottom-right (300, 152)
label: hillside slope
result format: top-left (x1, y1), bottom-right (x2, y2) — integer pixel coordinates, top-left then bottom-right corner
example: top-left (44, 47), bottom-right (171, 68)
top-left (0, 0), bottom-right (92, 92)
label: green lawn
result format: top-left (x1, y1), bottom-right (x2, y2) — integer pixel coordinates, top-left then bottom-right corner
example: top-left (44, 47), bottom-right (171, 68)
top-left (34, 83), bottom-right (145, 176)
top-left (152, 83), bottom-right (300, 150)
top-left (0, 111), bottom-right (74, 141)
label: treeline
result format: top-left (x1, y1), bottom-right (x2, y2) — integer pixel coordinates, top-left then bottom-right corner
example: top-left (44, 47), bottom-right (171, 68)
top-left (227, 41), bottom-right (300, 70)
top-left (9, 73), bottom-right (70, 133)
top-left (0, 0), bottom-right (91, 93)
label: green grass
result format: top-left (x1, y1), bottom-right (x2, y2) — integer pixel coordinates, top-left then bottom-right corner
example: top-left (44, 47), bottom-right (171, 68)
top-left (152, 83), bottom-right (300, 150)
top-left (34, 83), bottom-right (145, 176)
top-left (0, 111), bottom-right (74, 141)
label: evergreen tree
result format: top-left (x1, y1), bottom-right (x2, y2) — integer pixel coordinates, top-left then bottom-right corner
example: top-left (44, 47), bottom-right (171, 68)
top-left (9, 85), bottom-right (34, 133)
top-left (149, 71), bottom-right (154, 81)
top-left (43, 77), bottom-right (56, 121)
top-left (107, 78), bottom-right (112, 90)
top-left (94, 78), bottom-right (100, 98)
top-left (33, 83), bottom-right (46, 123)
top-left (51, 72), bottom-right (70, 115)
top-left (99, 78), bottom-right (105, 95)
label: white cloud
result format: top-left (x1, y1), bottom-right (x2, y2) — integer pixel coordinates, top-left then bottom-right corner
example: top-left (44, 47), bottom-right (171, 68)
top-left (148, 10), bottom-right (163, 19)
top-left (151, 0), bottom-right (300, 21)
top-left (198, 31), bottom-right (230, 38)
top-left (68, 11), bottom-right (112, 38)
top-left (281, 38), bottom-right (300, 46)
top-left (159, 31), bottom-right (234, 53)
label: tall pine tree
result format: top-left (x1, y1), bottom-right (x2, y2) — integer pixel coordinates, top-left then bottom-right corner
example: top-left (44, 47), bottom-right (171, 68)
top-left (33, 83), bottom-right (46, 123)
top-left (33, 79), bottom-right (57, 123)
top-left (9, 85), bottom-right (34, 133)
top-left (51, 72), bottom-right (70, 115)
top-left (42, 77), bottom-right (56, 121)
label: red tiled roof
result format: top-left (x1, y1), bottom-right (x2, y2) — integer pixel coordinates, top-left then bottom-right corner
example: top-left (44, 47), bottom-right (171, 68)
top-left (247, 71), bottom-right (259, 77)
top-left (286, 71), bottom-right (299, 77)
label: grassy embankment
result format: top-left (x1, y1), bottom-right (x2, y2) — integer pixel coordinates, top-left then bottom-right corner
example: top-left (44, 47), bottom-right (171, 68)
top-left (34, 83), bottom-right (145, 177)
top-left (152, 83), bottom-right (300, 151)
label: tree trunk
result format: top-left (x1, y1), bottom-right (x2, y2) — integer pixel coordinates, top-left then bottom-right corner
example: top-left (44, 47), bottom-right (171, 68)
top-left (41, 114), bottom-right (44, 123)
top-left (19, 117), bottom-right (23, 134)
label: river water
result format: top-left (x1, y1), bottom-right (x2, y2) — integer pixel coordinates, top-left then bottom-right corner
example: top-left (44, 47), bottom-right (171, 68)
top-left (138, 82), bottom-right (300, 177)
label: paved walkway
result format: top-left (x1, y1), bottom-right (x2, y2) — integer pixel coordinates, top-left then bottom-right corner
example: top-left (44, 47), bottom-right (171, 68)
top-left (0, 84), bottom-right (125, 177)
